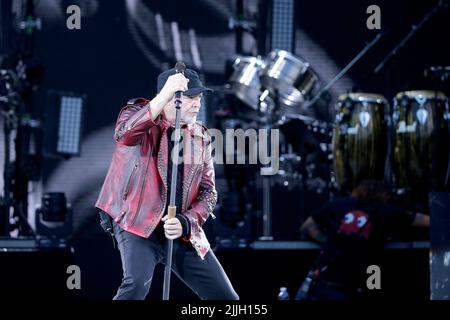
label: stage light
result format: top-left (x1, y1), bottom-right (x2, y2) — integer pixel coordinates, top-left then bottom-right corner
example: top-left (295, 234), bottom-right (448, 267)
top-left (35, 192), bottom-right (73, 238)
top-left (271, 0), bottom-right (295, 52)
top-left (57, 95), bottom-right (83, 154)
top-left (41, 193), bottom-right (67, 222)
top-left (43, 91), bottom-right (85, 158)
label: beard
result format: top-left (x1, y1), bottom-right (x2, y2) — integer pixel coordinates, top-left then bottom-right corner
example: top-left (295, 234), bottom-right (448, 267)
top-left (181, 113), bottom-right (197, 125)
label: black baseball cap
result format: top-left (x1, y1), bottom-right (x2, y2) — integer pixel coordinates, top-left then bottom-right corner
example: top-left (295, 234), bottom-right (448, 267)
top-left (157, 68), bottom-right (213, 97)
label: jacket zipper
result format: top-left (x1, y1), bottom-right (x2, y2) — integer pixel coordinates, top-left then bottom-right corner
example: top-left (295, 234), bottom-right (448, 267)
top-left (128, 103), bottom-right (149, 128)
top-left (123, 163), bottom-right (138, 200)
top-left (183, 141), bottom-right (204, 212)
top-left (129, 112), bottom-right (146, 128)
top-left (130, 144), bottom-right (153, 227)
top-left (183, 165), bottom-right (200, 213)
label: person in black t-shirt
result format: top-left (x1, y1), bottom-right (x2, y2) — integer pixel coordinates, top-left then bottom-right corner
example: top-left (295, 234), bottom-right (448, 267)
top-left (295, 180), bottom-right (429, 300)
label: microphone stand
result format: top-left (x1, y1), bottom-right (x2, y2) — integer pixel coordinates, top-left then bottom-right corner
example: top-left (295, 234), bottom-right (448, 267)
top-left (162, 62), bottom-right (185, 300)
top-left (258, 89), bottom-right (277, 241)
top-left (374, 0), bottom-right (446, 74)
top-left (306, 31), bottom-right (385, 109)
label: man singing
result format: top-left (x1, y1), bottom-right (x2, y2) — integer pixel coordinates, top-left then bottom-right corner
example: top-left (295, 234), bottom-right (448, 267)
top-left (95, 66), bottom-right (238, 300)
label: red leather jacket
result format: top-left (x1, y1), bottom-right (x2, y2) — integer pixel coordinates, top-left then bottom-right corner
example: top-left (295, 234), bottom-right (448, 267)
top-left (95, 98), bottom-right (217, 259)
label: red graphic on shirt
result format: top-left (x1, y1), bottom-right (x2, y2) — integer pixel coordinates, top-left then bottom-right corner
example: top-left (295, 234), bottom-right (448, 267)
top-left (338, 210), bottom-right (372, 239)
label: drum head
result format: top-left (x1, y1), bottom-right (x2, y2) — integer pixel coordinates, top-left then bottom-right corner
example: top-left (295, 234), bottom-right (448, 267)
top-left (229, 56), bottom-right (265, 110)
top-left (260, 50), bottom-right (318, 106)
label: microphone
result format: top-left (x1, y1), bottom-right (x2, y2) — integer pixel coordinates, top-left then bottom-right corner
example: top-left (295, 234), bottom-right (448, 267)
top-left (174, 61), bottom-right (186, 103)
top-left (175, 61), bottom-right (186, 74)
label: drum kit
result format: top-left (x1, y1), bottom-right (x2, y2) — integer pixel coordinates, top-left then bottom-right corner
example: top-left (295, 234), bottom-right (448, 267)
top-left (227, 50), bottom-right (329, 188)
top-left (227, 49), bottom-right (450, 202)
top-left (218, 1), bottom-right (449, 243)
top-left (228, 49), bottom-right (319, 115)
top-left (225, 49), bottom-right (326, 239)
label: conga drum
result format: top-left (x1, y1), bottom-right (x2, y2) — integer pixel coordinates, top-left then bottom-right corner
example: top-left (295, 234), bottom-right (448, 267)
top-left (392, 90), bottom-right (450, 192)
top-left (333, 93), bottom-right (389, 192)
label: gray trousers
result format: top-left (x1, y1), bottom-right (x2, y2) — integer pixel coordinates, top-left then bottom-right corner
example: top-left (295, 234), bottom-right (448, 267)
top-left (112, 221), bottom-right (239, 300)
